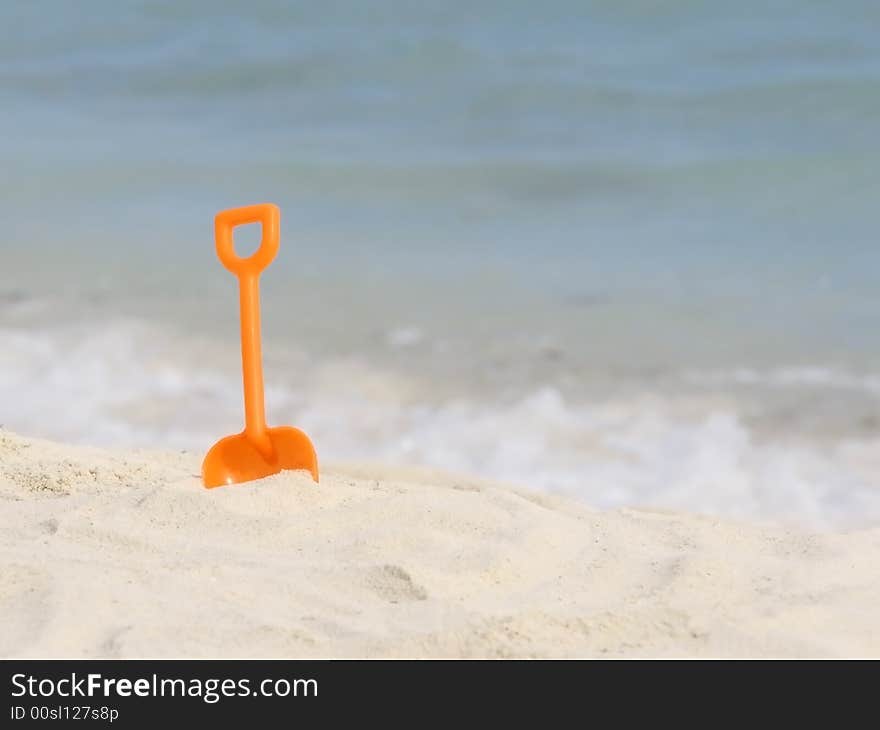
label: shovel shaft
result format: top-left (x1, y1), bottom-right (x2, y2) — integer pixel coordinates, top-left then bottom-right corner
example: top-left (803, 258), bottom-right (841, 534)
top-left (238, 272), bottom-right (272, 456)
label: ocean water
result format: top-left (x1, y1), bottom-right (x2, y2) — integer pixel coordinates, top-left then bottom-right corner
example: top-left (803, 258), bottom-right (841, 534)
top-left (2, 1), bottom-right (880, 528)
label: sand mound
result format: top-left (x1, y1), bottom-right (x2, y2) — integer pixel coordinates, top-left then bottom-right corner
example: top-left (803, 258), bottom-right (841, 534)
top-left (1, 429), bottom-right (878, 657)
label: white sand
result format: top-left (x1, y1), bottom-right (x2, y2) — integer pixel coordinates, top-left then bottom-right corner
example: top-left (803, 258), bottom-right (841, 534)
top-left (0, 429), bottom-right (878, 658)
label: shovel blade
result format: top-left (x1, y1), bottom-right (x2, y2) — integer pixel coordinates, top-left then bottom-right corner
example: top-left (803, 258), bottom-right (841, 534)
top-left (202, 426), bottom-right (319, 488)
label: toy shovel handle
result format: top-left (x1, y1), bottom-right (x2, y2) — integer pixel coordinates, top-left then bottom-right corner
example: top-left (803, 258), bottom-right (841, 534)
top-left (215, 203), bottom-right (280, 277)
top-left (214, 203), bottom-right (279, 457)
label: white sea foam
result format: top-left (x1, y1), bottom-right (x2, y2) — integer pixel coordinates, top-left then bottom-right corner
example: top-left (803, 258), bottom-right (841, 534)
top-left (2, 321), bottom-right (879, 529)
top-left (684, 367), bottom-right (880, 395)
top-left (385, 326), bottom-right (424, 348)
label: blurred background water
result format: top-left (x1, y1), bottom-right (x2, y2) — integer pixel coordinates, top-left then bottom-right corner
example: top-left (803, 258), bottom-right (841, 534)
top-left (2, 1), bottom-right (880, 527)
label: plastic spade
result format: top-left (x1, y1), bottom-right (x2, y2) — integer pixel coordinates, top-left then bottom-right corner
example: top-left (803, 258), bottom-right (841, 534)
top-left (202, 203), bottom-right (319, 488)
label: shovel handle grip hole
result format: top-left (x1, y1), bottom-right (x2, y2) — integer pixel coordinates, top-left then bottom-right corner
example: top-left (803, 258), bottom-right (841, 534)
top-left (215, 203), bottom-right (280, 276)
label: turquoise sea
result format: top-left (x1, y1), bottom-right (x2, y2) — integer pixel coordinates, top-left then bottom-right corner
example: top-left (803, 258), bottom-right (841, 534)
top-left (2, 1), bottom-right (880, 527)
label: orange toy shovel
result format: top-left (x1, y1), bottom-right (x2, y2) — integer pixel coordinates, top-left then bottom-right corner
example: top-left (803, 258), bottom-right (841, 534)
top-left (202, 203), bottom-right (319, 488)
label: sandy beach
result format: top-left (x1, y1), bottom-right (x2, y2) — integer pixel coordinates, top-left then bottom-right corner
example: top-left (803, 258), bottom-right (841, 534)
top-left (1, 428), bottom-right (877, 658)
